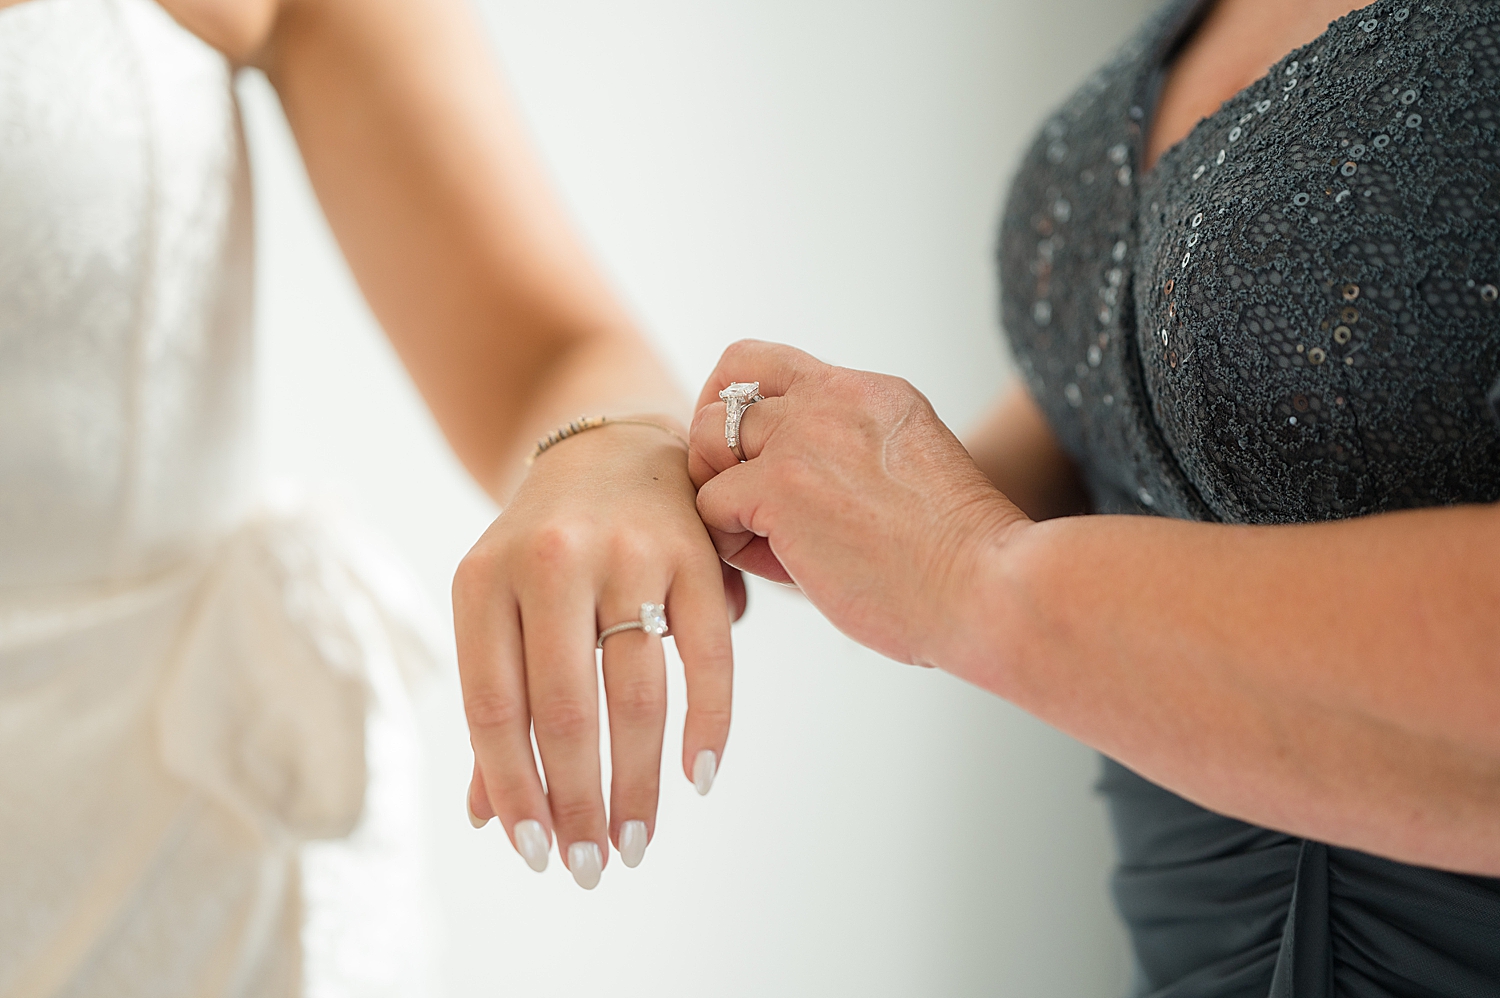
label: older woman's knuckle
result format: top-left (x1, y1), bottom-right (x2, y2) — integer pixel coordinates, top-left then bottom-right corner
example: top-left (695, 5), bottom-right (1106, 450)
top-left (533, 698), bottom-right (595, 741)
top-left (723, 338), bottom-right (757, 360)
top-left (890, 374), bottom-right (918, 395)
top-left (768, 451), bottom-right (812, 491)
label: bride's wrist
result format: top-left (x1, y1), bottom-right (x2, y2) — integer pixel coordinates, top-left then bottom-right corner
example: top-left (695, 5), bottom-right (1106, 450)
top-left (526, 412), bottom-right (689, 467)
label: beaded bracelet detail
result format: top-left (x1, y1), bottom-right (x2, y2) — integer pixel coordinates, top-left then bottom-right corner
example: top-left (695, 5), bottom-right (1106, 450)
top-left (526, 415), bottom-right (689, 465)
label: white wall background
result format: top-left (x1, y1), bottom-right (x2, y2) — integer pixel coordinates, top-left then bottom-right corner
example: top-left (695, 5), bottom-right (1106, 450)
top-left (241, 1), bottom-right (1153, 994)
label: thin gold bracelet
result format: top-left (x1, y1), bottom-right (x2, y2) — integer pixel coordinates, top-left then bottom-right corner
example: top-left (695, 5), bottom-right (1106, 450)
top-left (526, 415), bottom-right (689, 465)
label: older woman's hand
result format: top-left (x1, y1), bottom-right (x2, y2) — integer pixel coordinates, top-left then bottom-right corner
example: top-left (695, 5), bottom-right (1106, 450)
top-left (689, 341), bottom-right (1030, 668)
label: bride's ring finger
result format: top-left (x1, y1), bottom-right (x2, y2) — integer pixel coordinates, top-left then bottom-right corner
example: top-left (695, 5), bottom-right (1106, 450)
top-left (598, 591), bottom-right (670, 870)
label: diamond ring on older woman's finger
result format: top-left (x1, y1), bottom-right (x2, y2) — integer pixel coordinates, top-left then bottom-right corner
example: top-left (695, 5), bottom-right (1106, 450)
top-left (719, 382), bottom-right (765, 462)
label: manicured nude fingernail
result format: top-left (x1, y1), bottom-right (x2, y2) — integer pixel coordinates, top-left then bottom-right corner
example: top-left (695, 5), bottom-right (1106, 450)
top-left (693, 749), bottom-right (717, 796)
top-left (466, 795), bottom-right (489, 829)
top-left (568, 841), bottom-right (603, 890)
top-left (619, 821), bottom-right (648, 868)
top-left (513, 819), bottom-right (550, 873)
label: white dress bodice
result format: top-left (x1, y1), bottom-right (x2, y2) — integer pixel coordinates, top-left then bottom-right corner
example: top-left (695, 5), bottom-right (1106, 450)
top-left (0, 3), bottom-right (438, 995)
top-left (0, 0), bottom-right (253, 589)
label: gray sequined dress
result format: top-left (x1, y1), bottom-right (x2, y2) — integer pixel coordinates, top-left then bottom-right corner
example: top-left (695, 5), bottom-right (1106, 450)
top-left (998, 0), bottom-right (1500, 994)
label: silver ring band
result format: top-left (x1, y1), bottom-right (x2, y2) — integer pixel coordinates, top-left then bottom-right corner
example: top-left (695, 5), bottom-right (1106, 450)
top-left (720, 382), bottom-right (765, 463)
top-left (597, 602), bottom-right (670, 649)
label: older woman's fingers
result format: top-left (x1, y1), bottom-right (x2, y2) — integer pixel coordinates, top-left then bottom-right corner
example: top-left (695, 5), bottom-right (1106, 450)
top-left (688, 396), bottom-right (787, 489)
top-left (687, 402), bottom-right (731, 489)
top-left (452, 557), bottom-right (553, 872)
top-left (665, 555), bottom-right (735, 795)
top-left (720, 535), bottom-right (793, 584)
top-left (694, 459), bottom-right (767, 546)
top-left (692, 339), bottom-right (826, 413)
top-left (517, 542), bottom-right (610, 889)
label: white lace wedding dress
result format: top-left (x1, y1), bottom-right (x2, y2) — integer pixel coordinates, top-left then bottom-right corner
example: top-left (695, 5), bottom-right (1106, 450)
top-left (0, 0), bottom-right (439, 994)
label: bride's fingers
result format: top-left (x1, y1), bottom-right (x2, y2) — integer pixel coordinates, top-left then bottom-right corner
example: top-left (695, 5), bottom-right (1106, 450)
top-left (467, 759), bottom-right (495, 827)
top-left (722, 561), bottom-right (748, 621)
top-left (452, 570), bottom-right (552, 872)
top-left (598, 587), bottom-right (669, 869)
top-left (666, 555), bottom-right (734, 796)
top-left (520, 563), bottom-right (609, 889)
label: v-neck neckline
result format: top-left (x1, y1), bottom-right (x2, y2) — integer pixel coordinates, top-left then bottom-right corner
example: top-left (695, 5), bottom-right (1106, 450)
top-left (1134, 0), bottom-right (1388, 188)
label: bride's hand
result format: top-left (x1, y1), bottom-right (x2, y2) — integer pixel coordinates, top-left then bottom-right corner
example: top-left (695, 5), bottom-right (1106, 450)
top-left (453, 421), bottom-right (741, 887)
top-left (689, 341), bottom-right (1029, 669)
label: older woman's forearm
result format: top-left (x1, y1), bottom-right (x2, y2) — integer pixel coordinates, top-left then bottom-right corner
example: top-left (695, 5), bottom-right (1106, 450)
top-left (955, 502), bottom-right (1500, 874)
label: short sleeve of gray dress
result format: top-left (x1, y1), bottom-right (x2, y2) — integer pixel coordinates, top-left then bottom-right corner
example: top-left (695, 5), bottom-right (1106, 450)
top-left (997, 0), bottom-right (1500, 996)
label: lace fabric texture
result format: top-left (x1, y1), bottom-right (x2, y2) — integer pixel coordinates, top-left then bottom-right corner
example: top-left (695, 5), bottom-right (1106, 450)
top-left (0, 1), bottom-right (438, 994)
top-left (999, 0), bottom-right (1500, 995)
top-left (1002, 0), bottom-right (1500, 522)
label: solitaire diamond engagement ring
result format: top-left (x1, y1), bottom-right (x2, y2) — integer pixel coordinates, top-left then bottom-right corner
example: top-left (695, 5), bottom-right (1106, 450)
top-left (597, 602), bottom-right (670, 649)
top-left (720, 381), bottom-right (765, 462)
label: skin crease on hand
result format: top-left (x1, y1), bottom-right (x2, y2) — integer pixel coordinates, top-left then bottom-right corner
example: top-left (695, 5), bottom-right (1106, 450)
top-left (44, 0), bottom-right (743, 887)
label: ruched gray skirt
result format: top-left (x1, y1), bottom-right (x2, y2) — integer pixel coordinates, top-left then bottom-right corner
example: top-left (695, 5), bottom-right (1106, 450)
top-left (1101, 759), bottom-right (1500, 997)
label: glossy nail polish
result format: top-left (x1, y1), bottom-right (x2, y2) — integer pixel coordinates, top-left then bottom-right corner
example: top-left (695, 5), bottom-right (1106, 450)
top-left (568, 841), bottom-right (603, 890)
top-left (693, 749), bottom-right (717, 796)
top-left (619, 821), bottom-right (648, 868)
top-left (513, 819), bottom-right (550, 873)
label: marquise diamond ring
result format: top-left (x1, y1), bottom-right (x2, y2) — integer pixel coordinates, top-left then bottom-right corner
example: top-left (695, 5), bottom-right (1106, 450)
top-left (719, 381), bottom-right (765, 462)
top-left (597, 602), bottom-right (670, 649)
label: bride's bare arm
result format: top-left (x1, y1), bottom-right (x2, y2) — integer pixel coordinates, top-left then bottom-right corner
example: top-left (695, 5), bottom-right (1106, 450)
top-left (254, 0), bottom-right (680, 496)
top-left (170, 0), bottom-right (739, 887)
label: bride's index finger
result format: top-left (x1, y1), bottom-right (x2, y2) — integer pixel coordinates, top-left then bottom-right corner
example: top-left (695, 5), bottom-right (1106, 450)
top-left (693, 339), bottom-right (826, 413)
